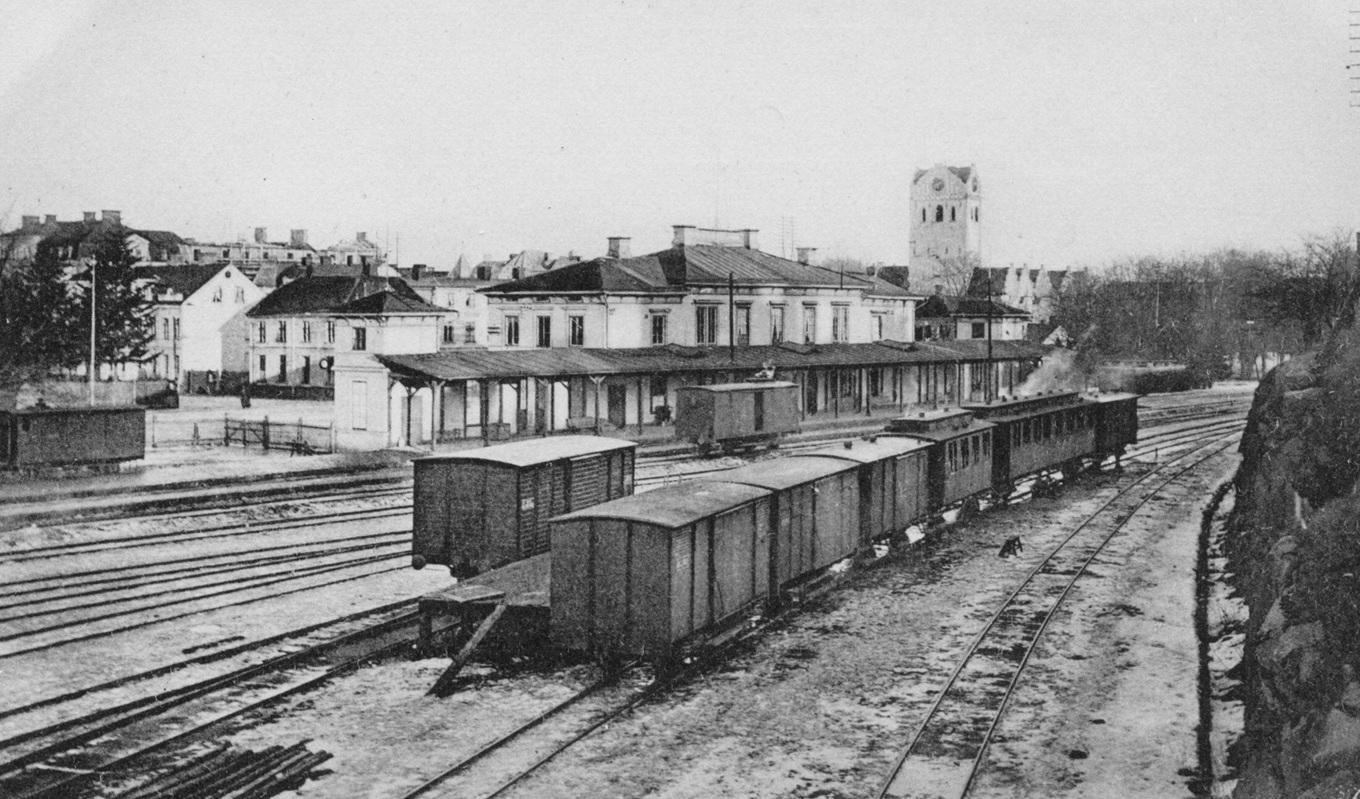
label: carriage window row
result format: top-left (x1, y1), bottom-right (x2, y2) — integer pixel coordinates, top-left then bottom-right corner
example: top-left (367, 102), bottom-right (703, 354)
top-left (1011, 408), bottom-right (1092, 446)
top-left (946, 432), bottom-right (991, 473)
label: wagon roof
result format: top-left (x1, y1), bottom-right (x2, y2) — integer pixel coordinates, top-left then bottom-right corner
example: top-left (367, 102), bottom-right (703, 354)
top-left (805, 436), bottom-right (933, 463)
top-left (879, 420), bottom-right (993, 443)
top-left (715, 455), bottom-right (857, 490)
top-left (679, 381), bottom-right (798, 393)
top-left (960, 390), bottom-right (1082, 416)
top-left (551, 481), bottom-right (770, 527)
top-left (1082, 391), bottom-right (1141, 404)
top-left (415, 435), bottom-right (636, 467)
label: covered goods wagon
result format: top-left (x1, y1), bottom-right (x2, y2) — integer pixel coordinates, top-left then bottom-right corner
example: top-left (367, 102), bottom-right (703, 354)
top-left (1087, 392), bottom-right (1139, 458)
top-left (810, 437), bottom-right (933, 544)
top-left (716, 455), bottom-right (861, 590)
top-left (0, 406), bottom-right (145, 468)
top-left (412, 436), bottom-right (636, 576)
top-left (550, 480), bottom-right (772, 661)
top-left (675, 381), bottom-right (799, 453)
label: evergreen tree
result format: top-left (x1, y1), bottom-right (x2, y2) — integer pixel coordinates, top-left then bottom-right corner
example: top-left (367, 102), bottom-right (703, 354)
top-left (0, 241), bottom-right (84, 391)
top-left (87, 235), bottom-right (153, 374)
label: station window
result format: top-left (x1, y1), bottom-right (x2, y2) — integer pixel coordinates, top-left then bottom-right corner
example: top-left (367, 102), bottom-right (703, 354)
top-left (442, 325), bottom-right (455, 344)
top-left (302, 321), bottom-right (312, 343)
top-left (651, 314), bottom-right (668, 345)
top-left (275, 321), bottom-right (287, 343)
top-left (504, 315), bottom-right (520, 346)
top-left (257, 321), bottom-right (267, 343)
top-left (353, 327), bottom-right (367, 351)
top-left (569, 315), bottom-right (585, 346)
top-left (696, 305), bottom-right (718, 345)
top-left (327, 321), bottom-right (336, 344)
top-left (537, 316), bottom-right (551, 348)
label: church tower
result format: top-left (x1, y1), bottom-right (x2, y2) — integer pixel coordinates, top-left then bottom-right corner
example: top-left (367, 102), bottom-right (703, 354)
top-left (909, 164), bottom-right (982, 278)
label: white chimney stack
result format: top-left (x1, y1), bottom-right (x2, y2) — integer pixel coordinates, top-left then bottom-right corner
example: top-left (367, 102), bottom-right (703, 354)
top-left (607, 236), bottom-right (632, 259)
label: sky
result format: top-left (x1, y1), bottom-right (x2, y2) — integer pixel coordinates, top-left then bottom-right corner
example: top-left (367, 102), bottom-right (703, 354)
top-left (1, 1), bottom-right (1358, 271)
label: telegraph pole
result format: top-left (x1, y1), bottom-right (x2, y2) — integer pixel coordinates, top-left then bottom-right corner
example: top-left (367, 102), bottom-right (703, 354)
top-left (986, 271), bottom-right (995, 401)
top-left (728, 272), bottom-right (736, 363)
top-left (88, 260), bottom-right (97, 405)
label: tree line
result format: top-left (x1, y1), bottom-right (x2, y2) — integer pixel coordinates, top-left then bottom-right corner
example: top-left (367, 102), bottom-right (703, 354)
top-left (0, 234), bottom-right (152, 394)
top-left (1050, 231), bottom-right (1359, 379)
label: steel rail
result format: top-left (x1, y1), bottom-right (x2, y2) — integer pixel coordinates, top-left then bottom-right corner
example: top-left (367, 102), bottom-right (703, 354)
top-left (874, 430), bottom-right (1240, 799)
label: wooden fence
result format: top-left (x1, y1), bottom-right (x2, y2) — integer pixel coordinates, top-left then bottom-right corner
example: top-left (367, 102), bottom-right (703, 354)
top-left (223, 415), bottom-right (336, 455)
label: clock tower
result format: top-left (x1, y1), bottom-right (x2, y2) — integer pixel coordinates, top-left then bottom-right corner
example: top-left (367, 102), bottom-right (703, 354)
top-left (908, 164), bottom-right (982, 282)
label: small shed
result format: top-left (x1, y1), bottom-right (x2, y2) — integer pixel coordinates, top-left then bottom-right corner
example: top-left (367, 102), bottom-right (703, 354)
top-left (413, 436), bottom-right (636, 575)
top-left (550, 481), bottom-right (773, 661)
top-left (715, 455), bottom-right (861, 590)
top-left (810, 437), bottom-right (934, 542)
top-left (675, 381), bottom-right (799, 450)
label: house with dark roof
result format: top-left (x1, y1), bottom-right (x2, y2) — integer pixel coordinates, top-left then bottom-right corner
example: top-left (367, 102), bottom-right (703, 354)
top-left (137, 263), bottom-right (265, 391)
top-left (2, 210), bottom-right (187, 265)
top-left (396, 264), bottom-right (496, 346)
top-left (914, 290), bottom-right (1030, 342)
top-left (325, 226), bottom-right (1044, 450)
top-left (244, 275), bottom-right (451, 391)
top-left (181, 227), bottom-right (319, 281)
top-left (480, 226), bottom-right (919, 352)
top-left (966, 264), bottom-right (1068, 324)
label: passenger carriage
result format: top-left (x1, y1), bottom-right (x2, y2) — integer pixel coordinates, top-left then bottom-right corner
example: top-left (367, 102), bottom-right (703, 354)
top-left (962, 392), bottom-right (1096, 493)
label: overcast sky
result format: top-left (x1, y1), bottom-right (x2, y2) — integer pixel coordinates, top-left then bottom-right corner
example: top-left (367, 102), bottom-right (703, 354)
top-left (2, 1), bottom-right (1357, 270)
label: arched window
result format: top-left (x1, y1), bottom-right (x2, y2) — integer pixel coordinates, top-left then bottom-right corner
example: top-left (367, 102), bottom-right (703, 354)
top-left (950, 206), bottom-right (956, 222)
top-left (935, 205), bottom-right (944, 222)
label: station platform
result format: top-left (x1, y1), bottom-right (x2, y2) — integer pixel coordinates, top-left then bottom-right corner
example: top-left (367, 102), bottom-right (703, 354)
top-left (417, 553), bottom-right (551, 657)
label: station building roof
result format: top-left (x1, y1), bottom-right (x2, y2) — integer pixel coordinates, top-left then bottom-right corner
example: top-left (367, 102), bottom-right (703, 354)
top-left (376, 339), bottom-right (1048, 384)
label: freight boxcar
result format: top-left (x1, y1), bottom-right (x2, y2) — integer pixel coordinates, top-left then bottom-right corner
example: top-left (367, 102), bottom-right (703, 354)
top-left (716, 455), bottom-right (861, 591)
top-left (882, 409), bottom-right (994, 509)
top-left (675, 381), bottom-right (800, 454)
top-left (550, 480), bottom-right (773, 662)
top-left (412, 436), bottom-right (636, 576)
top-left (811, 437), bottom-right (934, 544)
top-left (1087, 392), bottom-right (1139, 460)
top-left (962, 392), bottom-right (1096, 492)
top-left (0, 406), bottom-right (145, 469)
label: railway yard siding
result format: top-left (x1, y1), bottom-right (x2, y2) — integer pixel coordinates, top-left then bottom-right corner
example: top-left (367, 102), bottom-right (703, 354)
top-left (1227, 330), bottom-right (1360, 799)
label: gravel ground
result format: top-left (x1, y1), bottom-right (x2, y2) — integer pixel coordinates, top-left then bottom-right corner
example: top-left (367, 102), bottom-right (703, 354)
top-left (186, 443), bottom-right (1240, 798)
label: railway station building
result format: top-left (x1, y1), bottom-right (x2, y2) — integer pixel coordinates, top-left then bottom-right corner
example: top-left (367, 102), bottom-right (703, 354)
top-left (330, 226), bottom-right (1046, 449)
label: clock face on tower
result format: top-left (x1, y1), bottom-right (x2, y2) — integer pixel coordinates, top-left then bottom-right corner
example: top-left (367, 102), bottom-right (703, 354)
top-left (931, 178), bottom-right (945, 192)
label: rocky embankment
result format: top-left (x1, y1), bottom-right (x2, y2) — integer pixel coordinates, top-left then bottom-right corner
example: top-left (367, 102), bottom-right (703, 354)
top-left (1228, 322), bottom-right (1360, 798)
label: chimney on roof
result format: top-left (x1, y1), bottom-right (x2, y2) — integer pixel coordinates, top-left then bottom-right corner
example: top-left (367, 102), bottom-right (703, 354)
top-left (796, 247), bottom-right (818, 266)
top-left (21, 215), bottom-right (39, 230)
top-left (83, 211), bottom-right (97, 223)
top-left (672, 225), bottom-right (696, 247)
top-left (411, 264), bottom-right (424, 281)
top-left (44, 214), bottom-right (56, 225)
top-left (740, 229), bottom-right (758, 250)
top-left (254, 227), bottom-right (267, 244)
top-left (101, 210), bottom-right (121, 225)
top-left (290, 229), bottom-right (307, 247)
top-left (607, 237), bottom-right (631, 259)
top-left (356, 232), bottom-right (369, 245)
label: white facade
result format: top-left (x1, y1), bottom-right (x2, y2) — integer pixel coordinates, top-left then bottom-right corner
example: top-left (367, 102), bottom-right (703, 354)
top-left (248, 311), bottom-right (449, 386)
top-left (145, 265), bottom-right (264, 385)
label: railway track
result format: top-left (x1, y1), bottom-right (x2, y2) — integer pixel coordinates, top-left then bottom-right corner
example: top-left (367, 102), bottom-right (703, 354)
top-left (0, 603), bottom-right (438, 799)
top-left (873, 429), bottom-right (1241, 799)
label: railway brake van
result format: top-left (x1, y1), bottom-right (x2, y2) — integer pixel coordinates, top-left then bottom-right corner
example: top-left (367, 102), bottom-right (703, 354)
top-left (550, 481), bottom-right (773, 662)
top-left (883, 409), bottom-right (995, 509)
top-left (675, 381), bottom-right (799, 453)
top-left (412, 436), bottom-right (636, 576)
top-left (1088, 392), bottom-right (1140, 459)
